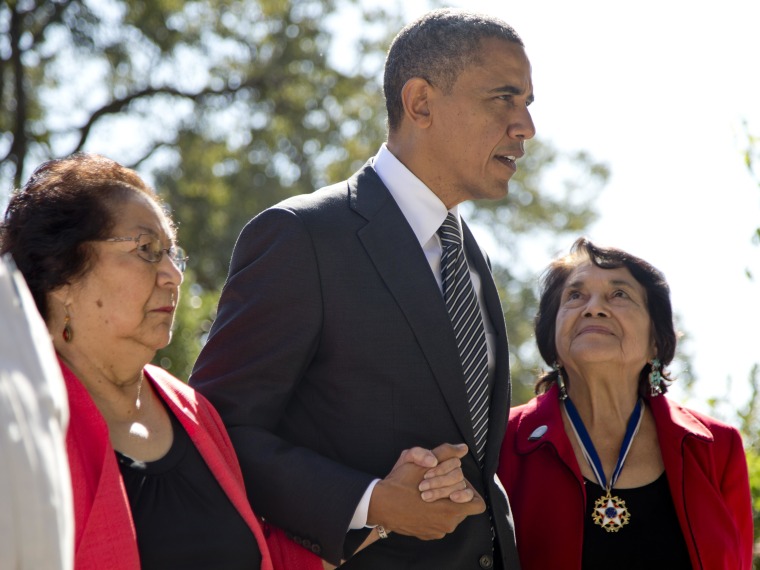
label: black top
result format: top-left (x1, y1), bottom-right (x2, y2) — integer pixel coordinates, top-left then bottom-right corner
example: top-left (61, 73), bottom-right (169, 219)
top-left (116, 408), bottom-right (261, 570)
top-left (582, 472), bottom-right (691, 569)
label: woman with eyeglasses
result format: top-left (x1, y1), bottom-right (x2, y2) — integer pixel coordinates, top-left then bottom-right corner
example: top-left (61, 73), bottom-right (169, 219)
top-left (0, 153), bottom-right (323, 570)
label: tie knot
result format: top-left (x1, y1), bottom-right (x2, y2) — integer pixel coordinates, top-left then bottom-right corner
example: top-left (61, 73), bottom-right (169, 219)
top-left (438, 213), bottom-right (462, 248)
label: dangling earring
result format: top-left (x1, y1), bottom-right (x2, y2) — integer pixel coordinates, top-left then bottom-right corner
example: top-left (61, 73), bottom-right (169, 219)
top-left (649, 358), bottom-right (663, 397)
top-left (62, 306), bottom-right (73, 343)
top-left (554, 363), bottom-right (568, 400)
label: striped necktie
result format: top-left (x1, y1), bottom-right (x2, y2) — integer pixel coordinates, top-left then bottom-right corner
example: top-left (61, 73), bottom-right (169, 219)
top-left (438, 213), bottom-right (489, 463)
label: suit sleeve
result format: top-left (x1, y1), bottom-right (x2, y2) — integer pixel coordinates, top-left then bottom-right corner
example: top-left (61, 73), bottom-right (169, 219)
top-left (190, 207), bottom-right (374, 564)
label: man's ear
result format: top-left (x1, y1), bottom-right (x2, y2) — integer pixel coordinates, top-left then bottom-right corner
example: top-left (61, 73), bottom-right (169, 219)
top-left (400, 77), bottom-right (434, 129)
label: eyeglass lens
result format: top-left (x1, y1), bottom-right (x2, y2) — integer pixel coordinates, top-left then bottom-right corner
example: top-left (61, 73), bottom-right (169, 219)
top-left (135, 235), bottom-right (186, 271)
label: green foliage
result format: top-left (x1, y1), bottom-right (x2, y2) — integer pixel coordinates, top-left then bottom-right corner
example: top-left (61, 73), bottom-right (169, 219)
top-left (743, 121), bottom-right (760, 240)
top-left (739, 365), bottom-right (760, 564)
top-left (2, 0), bottom-right (610, 392)
top-left (2, 0), bottom-right (394, 377)
top-left (747, 447), bottom-right (760, 511)
top-left (747, 443), bottom-right (760, 569)
top-left (157, 272), bottom-right (221, 381)
top-left (713, 116), bottom-right (760, 554)
top-left (737, 365), bottom-right (760, 445)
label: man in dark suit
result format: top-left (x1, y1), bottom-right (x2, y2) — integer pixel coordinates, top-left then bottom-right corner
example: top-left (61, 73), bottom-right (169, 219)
top-left (190, 8), bottom-right (535, 569)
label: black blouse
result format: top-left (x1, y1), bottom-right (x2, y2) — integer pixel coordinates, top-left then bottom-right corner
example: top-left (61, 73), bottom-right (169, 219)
top-left (116, 409), bottom-right (261, 570)
top-left (581, 472), bottom-right (691, 569)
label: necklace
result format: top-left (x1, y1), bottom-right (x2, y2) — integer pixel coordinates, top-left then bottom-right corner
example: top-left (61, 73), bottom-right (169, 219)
top-left (135, 374), bottom-right (144, 410)
top-left (129, 374), bottom-right (149, 439)
top-left (562, 395), bottom-right (644, 532)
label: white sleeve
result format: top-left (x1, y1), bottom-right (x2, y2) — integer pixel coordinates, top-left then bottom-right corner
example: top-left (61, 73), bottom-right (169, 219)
top-left (348, 478), bottom-right (381, 530)
top-left (0, 255), bottom-right (74, 570)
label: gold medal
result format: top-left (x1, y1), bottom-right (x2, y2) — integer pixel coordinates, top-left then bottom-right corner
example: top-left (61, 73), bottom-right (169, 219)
top-left (562, 397), bottom-right (644, 534)
top-left (592, 491), bottom-right (630, 532)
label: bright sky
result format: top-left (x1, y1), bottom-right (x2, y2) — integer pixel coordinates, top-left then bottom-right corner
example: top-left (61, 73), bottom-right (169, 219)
top-left (392, 0), bottom-right (760, 420)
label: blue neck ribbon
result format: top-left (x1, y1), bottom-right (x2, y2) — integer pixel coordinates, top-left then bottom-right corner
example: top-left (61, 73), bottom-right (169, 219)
top-left (563, 396), bottom-right (644, 491)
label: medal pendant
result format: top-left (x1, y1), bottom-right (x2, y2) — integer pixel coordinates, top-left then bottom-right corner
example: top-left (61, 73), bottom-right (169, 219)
top-left (592, 491), bottom-right (630, 532)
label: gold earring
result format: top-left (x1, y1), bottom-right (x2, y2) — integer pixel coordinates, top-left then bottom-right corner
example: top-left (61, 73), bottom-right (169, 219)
top-left (62, 306), bottom-right (73, 343)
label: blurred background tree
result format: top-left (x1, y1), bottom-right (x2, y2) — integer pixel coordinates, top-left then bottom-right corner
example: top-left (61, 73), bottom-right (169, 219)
top-left (738, 123), bottom-right (760, 564)
top-left (0, 0), bottom-right (610, 401)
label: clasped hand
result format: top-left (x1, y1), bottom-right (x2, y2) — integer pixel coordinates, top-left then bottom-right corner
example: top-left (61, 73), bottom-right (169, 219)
top-left (367, 443), bottom-right (485, 540)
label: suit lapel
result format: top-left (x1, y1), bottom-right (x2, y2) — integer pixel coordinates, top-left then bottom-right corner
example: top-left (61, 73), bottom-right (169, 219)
top-left (349, 164), bottom-right (478, 453)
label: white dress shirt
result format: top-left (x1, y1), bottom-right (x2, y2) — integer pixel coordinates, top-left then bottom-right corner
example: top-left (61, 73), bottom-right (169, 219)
top-left (349, 145), bottom-right (497, 530)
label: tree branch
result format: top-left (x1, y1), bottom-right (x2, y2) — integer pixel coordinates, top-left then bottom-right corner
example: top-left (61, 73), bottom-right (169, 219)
top-left (126, 141), bottom-right (173, 171)
top-left (9, 3), bottom-right (27, 188)
top-left (71, 77), bottom-right (265, 152)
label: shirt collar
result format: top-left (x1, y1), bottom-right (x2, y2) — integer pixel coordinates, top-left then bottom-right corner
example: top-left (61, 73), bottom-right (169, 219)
top-left (372, 144), bottom-right (458, 247)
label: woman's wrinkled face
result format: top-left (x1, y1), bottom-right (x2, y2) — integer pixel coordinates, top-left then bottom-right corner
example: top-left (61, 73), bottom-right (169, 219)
top-left (64, 192), bottom-right (183, 356)
top-left (554, 262), bottom-right (655, 374)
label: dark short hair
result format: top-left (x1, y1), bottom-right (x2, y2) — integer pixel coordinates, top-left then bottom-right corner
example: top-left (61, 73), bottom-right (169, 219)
top-left (0, 152), bottom-right (169, 321)
top-left (534, 237), bottom-right (677, 397)
top-left (383, 8), bottom-right (523, 132)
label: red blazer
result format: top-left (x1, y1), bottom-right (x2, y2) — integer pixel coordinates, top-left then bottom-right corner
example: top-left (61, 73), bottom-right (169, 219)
top-left (498, 384), bottom-right (753, 570)
top-left (63, 359), bottom-right (321, 570)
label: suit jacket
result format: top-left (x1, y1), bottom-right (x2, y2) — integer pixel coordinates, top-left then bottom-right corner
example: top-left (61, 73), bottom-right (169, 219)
top-left (64, 358), bottom-right (319, 570)
top-left (498, 384), bottom-right (753, 570)
top-left (190, 161), bottom-right (520, 568)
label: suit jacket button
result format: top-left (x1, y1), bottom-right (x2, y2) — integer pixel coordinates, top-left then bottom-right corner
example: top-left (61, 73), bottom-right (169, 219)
top-left (479, 554), bottom-right (494, 569)
top-left (310, 544), bottom-right (321, 554)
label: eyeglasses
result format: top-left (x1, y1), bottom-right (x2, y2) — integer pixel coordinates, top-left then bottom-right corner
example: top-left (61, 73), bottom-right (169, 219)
top-left (103, 234), bottom-right (188, 272)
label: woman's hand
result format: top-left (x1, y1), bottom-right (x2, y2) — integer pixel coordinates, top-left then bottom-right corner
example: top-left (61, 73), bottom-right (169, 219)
top-left (416, 443), bottom-right (474, 503)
